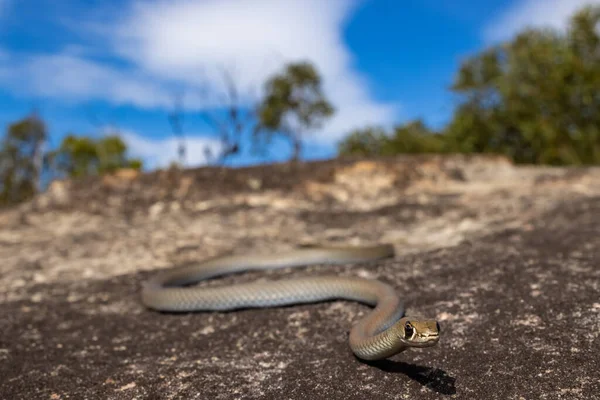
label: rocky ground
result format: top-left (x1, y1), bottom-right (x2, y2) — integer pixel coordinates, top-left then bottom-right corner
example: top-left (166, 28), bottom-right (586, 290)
top-left (1, 155), bottom-right (599, 399)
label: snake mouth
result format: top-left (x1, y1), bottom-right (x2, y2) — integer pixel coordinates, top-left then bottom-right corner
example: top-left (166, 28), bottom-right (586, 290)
top-left (401, 319), bottom-right (441, 348)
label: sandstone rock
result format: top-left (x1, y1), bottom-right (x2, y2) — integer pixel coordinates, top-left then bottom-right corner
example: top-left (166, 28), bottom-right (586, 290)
top-left (1, 155), bottom-right (599, 399)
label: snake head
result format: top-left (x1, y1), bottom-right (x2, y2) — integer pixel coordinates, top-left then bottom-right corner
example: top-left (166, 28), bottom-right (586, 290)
top-left (398, 317), bottom-right (440, 348)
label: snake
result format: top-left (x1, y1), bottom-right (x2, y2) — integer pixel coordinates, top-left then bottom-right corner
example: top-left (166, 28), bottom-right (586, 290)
top-left (141, 244), bottom-right (440, 360)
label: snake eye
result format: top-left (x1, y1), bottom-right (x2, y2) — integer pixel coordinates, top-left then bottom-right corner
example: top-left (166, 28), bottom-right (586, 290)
top-left (404, 322), bottom-right (414, 339)
top-left (436, 322), bottom-right (441, 332)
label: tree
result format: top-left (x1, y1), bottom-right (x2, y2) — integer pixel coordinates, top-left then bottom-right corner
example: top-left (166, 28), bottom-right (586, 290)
top-left (0, 114), bottom-right (47, 205)
top-left (444, 5), bottom-right (600, 165)
top-left (257, 61), bottom-right (334, 161)
top-left (195, 67), bottom-right (261, 164)
top-left (48, 134), bottom-right (142, 178)
top-left (338, 120), bottom-right (447, 157)
top-left (387, 120), bottom-right (447, 154)
top-left (337, 126), bottom-right (390, 157)
top-left (338, 5), bottom-right (600, 165)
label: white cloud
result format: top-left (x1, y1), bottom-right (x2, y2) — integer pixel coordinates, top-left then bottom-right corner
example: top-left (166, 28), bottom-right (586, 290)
top-left (484, 0), bottom-right (600, 43)
top-left (0, 49), bottom-right (232, 110)
top-left (121, 130), bottom-right (223, 169)
top-left (113, 0), bottom-right (398, 142)
top-left (0, 52), bottom-right (178, 108)
top-left (115, 0), bottom-right (352, 83)
top-left (0, 0), bottom-right (398, 144)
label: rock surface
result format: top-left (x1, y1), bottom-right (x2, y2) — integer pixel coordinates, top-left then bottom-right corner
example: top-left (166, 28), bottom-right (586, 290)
top-left (1, 155), bottom-right (599, 399)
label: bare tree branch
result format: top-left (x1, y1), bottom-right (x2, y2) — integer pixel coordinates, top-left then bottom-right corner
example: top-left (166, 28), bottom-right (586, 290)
top-left (193, 64), bottom-right (262, 164)
top-left (168, 91), bottom-right (187, 166)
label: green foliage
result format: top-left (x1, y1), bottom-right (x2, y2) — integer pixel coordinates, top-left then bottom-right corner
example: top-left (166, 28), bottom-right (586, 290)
top-left (445, 5), bottom-right (600, 165)
top-left (128, 158), bottom-right (143, 170)
top-left (48, 134), bottom-right (143, 178)
top-left (0, 116), bottom-right (142, 206)
top-left (337, 126), bottom-right (390, 157)
top-left (257, 61), bottom-right (335, 160)
top-left (0, 115), bottom-right (47, 205)
top-left (338, 5), bottom-right (600, 165)
top-left (388, 120), bottom-right (447, 154)
top-left (338, 120), bottom-right (448, 157)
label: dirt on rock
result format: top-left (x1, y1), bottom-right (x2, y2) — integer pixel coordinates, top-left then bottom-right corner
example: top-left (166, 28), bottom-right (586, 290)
top-left (1, 155), bottom-right (599, 399)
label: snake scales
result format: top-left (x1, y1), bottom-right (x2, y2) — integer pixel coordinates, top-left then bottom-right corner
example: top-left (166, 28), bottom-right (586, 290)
top-left (141, 244), bottom-right (440, 360)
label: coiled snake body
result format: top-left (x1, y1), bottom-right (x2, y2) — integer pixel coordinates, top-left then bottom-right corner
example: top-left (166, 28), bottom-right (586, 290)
top-left (141, 244), bottom-right (440, 360)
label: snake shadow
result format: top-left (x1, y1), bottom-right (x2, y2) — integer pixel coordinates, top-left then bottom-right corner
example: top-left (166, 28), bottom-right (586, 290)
top-left (358, 358), bottom-right (456, 395)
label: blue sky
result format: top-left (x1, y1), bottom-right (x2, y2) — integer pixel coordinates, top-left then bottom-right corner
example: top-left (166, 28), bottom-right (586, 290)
top-left (0, 0), bottom-right (597, 169)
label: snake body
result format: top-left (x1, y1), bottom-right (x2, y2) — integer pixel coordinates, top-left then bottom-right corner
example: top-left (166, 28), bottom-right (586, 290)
top-left (141, 244), bottom-right (440, 360)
